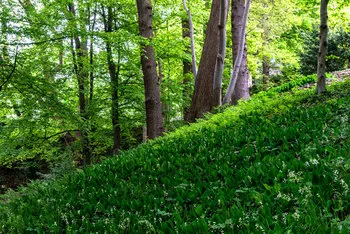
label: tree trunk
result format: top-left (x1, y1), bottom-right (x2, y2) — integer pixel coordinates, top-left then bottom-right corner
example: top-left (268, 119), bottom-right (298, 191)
top-left (223, 0), bottom-right (251, 104)
top-left (89, 10), bottom-right (96, 103)
top-left (213, 0), bottom-right (229, 106)
top-left (232, 42), bottom-right (250, 104)
top-left (262, 56), bottom-right (269, 90)
top-left (103, 6), bottom-right (121, 154)
top-left (182, 0), bottom-right (197, 79)
top-left (182, 18), bottom-right (193, 118)
top-left (316, 0), bottom-right (329, 94)
top-left (158, 58), bottom-right (170, 128)
top-left (136, 0), bottom-right (164, 139)
top-left (185, 0), bottom-right (221, 122)
top-left (231, 0), bottom-right (250, 105)
top-left (68, 3), bottom-right (91, 165)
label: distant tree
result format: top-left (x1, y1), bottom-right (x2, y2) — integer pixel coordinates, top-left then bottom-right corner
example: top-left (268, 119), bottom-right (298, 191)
top-left (299, 28), bottom-right (347, 75)
top-left (316, 0), bottom-right (329, 94)
top-left (102, 5), bottom-right (121, 154)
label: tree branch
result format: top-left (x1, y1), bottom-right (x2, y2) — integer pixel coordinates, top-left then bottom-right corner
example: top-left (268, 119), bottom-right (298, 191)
top-left (0, 46), bottom-right (18, 92)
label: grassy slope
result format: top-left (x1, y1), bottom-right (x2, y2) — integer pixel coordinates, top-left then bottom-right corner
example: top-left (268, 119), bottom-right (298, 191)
top-left (1, 81), bottom-right (349, 233)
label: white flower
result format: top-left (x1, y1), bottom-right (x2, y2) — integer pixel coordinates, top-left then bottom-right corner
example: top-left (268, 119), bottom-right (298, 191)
top-left (311, 159), bottom-right (319, 165)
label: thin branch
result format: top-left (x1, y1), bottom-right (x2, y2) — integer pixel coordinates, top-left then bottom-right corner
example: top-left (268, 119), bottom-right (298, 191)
top-left (0, 36), bottom-right (69, 46)
top-left (0, 46), bottom-right (18, 91)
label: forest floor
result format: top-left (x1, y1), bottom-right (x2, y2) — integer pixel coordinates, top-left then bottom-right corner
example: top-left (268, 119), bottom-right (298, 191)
top-left (1, 76), bottom-right (349, 233)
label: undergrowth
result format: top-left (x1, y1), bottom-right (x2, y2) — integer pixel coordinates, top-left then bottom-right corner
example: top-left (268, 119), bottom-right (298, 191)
top-left (0, 81), bottom-right (349, 233)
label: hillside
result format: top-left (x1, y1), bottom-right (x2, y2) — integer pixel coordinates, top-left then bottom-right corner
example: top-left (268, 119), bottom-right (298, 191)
top-left (1, 80), bottom-right (349, 233)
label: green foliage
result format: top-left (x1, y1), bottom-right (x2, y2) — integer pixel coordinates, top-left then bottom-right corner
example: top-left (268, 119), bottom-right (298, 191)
top-left (1, 80), bottom-right (349, 233)
top-left (299, 27), bottom-right (349, 75)
top-left (267, 74), bottom-right (317, 93)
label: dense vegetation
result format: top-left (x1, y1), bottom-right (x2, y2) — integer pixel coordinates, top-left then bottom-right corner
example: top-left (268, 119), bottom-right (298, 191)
top-left (1, 0), bottom-right (350, 232)
top-left (0, 0), bottom-right (349, 177)
top-left (1, 79), bottom-right (349, 233)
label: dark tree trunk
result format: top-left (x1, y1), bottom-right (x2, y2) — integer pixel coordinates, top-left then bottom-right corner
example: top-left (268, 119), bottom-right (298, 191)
top-left (136, 0), bottom-right (164, 139)
top-left (68, 3), bottom-right (91, 165)
top-left (182, 18), bottom-right (193, 118)
top-left (316, 0), bottom-right (329, 94)
top-left (89, 10), bottom-right (96, 103)
top-left (185, 0), bottom-right (220, 122)
top-left (262, 56), bottom-right (269, 90)
top-left (231, 0), bottom-right (250, 105)
top-left (157, 58), bottom-right (170, 128)
top-left (103, 6), bottom-right (121, 154)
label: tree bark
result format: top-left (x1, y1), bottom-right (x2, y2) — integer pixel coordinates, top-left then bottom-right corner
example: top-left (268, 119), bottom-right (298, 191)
top-left (103, 6), bottom-right (121, 154)
top-left (223, 0), bottom-right (251, 104)
top-left (68, 2), bottom-right (91, 165)
top-left (213, 0), bottom-right (229, 106)
top-left (182, 18), bottom-right (193, 118)
top-left (182, 0), bottom-right (197, 79)
top-left (136, 0), bottom-right (164, 139)
top-left (262, 56), bottom-right (269, 90)
top-left (231, 0), bottom-right (250, 105)
top-left (316, 0), bottom-right (329, 94)
top-left (89, 10), bottom-right (96, 103)
top-left (185, 0), bottom-right (221, 122)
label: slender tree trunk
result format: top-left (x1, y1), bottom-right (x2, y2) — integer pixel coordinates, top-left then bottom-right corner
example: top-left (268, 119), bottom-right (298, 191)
top-left (316, 0), bottom-right (329, 94)
top-left (262, 56), bottom-right (269, 90)
top-left (261, 15), bottom-right (269, 91)
top-left (232, 42), bottom-right (250, 104)
top-left (182, 18), bottom-right (193, 118)
top-left (231, 0), bottom-right (250, 105)
top-left (182, 0), bottom-right (197, 79)
top-left (185, 0), bottom-right (221, 122)
top-left (158, 59), bottom-right (170, 128)
top-left (136, 0), bottom-right (164, 139)
top-left (103, 6), bottom-right (121, 154)
top-left (68, 3), bottom-right (91, 165)
top-left (223, 0), bottom-right (251, 104)
top-left (213, 0), bottom-right (229, 106)
top-left (89, 10), bottom-right (96, 103)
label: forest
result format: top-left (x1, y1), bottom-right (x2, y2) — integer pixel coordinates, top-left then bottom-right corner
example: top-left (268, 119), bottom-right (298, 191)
top-left (0, 0), bottom-right (350, 232)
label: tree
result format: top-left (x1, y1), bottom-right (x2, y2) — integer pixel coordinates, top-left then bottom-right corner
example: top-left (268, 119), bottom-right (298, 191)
top-left (185, 0), bottom-right (220, 122)
top-left (316, 0), bottom-right (329, 94)
top-left (213, 0), bottom-right (229, 106)
top-left (182, 0), bottom-right (197, 79)
top-left (231, 0), bottom-right (250, 104)
top-left (223, 0), bottom-right (251, 104)
top-left (136, 0), bottom-right (164, 139)
top-left (102, 5), bottom-right (121, 154)
top-left (67, 1), bottom-right (92, 165)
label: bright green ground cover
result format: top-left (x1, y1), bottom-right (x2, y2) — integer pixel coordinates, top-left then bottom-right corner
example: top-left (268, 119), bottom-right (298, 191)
top-left (1, 81), bottom-right (349, 233)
